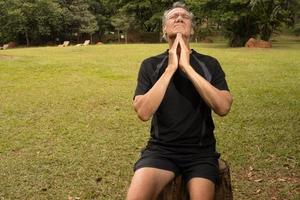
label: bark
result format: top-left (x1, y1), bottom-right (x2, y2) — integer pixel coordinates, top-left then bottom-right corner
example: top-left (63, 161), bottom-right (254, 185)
top-left (25, 30), bottom-right (30, 46)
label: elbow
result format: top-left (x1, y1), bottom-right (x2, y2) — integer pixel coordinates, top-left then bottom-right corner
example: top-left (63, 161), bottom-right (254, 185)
top-left (134, 104), bottom-right (151, 121)
top-left (215, 96), bottom-right (233, 117)
top-left (136, 110), bottom-right (151, 121)
top-left (216, 107), bottom-right (231, 117)
top-left (133, 95), bottom-right (152, 121)
top-left (138, 113), bottom-right (151, 121)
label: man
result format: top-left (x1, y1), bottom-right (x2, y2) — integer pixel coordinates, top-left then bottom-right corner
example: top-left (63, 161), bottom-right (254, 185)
top-left (127, 2), bottom-right (233, 200)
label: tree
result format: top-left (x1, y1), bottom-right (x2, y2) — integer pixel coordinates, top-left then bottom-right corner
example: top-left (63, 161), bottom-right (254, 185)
top-left (250, 0), bottom-right (296, 41)
top-left (88, 0), bottom-right (121, 41)
top-left (220, 0), bottom-right (260, 47)
top-left (69, 0), bottom-right (98, 42)
top-left (120, 0), bottom-right (174, 33)
top-left (290, 0), bottom-right (300, 35)
top-left (0, 0), bottom-right (26, 44)
top-left (111, 9), bottom-right (135, 44)
top-left (187, 0), bottom-right (231, 41)
top-left (0, 0), bottom-right (64, 46)
top-left (189, 0), bottom-right (259, 47)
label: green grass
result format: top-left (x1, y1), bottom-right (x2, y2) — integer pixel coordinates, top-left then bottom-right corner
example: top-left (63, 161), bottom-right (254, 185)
top-left (0, 41), bottom-right (299, 199)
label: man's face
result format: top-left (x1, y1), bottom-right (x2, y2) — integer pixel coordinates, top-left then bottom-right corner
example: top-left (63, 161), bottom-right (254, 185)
top-left (164, 8), bottom-right (193, 40)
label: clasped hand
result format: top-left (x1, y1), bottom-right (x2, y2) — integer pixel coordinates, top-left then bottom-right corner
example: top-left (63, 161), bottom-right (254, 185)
top-left (168, 33), bottom-right (190, 73)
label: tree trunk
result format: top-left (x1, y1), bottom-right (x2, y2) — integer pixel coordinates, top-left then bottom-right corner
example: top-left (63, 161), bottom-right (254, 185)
top-left (261, 27), bottom-right (272, 41)
top-left (25, 30), bottom-right (30, 47)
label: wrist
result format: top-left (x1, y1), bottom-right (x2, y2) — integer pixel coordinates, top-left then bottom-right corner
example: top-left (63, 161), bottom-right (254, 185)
top-left (166, 65), bottom-right (177, 74)
top-left (185, 65), bottom-right (196, 78)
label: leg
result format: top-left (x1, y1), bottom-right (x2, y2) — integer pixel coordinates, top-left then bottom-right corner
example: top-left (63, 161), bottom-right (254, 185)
top-left (180, 154), bottom-right (219, 200)
top-left (187, 177), bottom-right (215, 200)
top-left (126, 167), bottom-right (175, 200)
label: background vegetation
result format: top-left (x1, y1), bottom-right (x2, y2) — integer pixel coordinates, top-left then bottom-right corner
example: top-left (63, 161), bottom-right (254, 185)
top-left (0, 0), bottom-right (299, 46)
top-left (0, 38), bottom-right (299, 199)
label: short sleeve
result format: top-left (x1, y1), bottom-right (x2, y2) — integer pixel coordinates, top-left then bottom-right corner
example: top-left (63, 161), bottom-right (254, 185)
top-left (134, 59), bottom-right (153, 98)
top-left (211, 59), bottom-right (229, 91)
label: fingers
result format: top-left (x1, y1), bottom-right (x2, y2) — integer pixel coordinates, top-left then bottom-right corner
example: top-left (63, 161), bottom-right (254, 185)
top-left (170, 33), bottom-right (181, 52)
top-left (168, 33), bottom-right (181, 71)
top-left (177, 34), bottom-right (188, 51)
top-left (177, 34), bottom-right (190, 70)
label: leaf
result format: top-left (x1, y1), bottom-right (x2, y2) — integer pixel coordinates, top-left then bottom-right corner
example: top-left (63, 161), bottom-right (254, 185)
top-left (247, 171), bottom-right (253, 178)
top-left (277, 178), bottom-right (286, 182)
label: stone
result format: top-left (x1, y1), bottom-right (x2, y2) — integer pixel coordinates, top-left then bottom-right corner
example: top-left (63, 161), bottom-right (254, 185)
top-left (245, 38), bottom-right (272, 48)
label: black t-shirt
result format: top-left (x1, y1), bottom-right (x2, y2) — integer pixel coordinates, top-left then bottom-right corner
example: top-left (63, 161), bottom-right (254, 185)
top-left (134, 49), bottom-right (229, 149)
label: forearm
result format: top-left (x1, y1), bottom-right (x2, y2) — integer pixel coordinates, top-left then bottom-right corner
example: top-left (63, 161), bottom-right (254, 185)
top-left (185, 66), bottom-right (233, 116)
top-left (134, 67), bottom-right (176, 121)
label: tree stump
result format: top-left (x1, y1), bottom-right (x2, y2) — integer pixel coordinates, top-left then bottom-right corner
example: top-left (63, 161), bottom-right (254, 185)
top-left (157, 159), bottom-right (233, 200)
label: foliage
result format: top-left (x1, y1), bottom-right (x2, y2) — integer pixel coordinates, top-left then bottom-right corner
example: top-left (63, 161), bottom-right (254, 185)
top-left (250, 0), bottom-right (296, 41)
top-left (0, 0), bottom-right (63, 46)
top-left (290, 0), bottom-right (300, 35)
top-left (69, 0), bottom-right (98, 40)
top-left (189, 0), bottom-right (299, 46)
top-left (189, 0), bottom-right (259, 47)
top-left (0, 0), bottom-right (299, 46)
top-left (292, 22), bottom-right (300, 35)
top-left (88, 0), bottom-right (118, 38)
top-left (120, 0), bottom-right (174, 33)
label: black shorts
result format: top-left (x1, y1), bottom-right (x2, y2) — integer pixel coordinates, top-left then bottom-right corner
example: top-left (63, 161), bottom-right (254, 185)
top-left (134, 143), bottom-right (220, 184)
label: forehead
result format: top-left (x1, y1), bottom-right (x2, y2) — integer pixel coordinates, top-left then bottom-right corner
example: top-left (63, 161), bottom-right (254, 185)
top-left (166, 8), bottom-right (189, 17)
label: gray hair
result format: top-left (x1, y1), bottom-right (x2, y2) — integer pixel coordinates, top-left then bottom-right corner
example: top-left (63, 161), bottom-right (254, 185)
top-left (162, 2), bottom-right (195, 28)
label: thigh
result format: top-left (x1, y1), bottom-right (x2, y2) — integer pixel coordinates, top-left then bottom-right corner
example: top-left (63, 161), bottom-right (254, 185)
top-left (187, 177), bottom-right (215, 200)
top-left (180, 155), bottom-right (219, 185)
top-left (180, 156), bottom-right (218, 200)
top-left (126, 167), bottom-right (175, 200)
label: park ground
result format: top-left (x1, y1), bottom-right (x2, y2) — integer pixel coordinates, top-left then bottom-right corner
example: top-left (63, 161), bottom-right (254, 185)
top-left (0, 37), bottom-right (299, 199)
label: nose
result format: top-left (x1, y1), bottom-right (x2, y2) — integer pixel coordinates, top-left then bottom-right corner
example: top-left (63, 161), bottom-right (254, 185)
top-left (175, 15), bottom-right (183, 22)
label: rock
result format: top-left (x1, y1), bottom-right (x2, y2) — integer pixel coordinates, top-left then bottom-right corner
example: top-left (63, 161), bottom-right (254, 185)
top-left (1, 42), bottom-right (17, 49)
top-left (245, 38), bottom-right (256, 48)
top-left (245, 38), bottom-right (272, 48)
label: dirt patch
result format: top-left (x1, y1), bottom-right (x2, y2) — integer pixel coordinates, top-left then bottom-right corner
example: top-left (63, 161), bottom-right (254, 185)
top-left (0, 55), bottom-right (17, 60)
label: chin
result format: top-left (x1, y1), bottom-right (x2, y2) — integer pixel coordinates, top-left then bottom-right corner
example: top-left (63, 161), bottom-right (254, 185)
top-left (167, 31), bottom-right (190, 40)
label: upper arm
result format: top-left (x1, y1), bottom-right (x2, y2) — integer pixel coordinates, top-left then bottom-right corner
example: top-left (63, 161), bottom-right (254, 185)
top-left (133, 60), bottom-right (152, 116)
top-left (134, 60), bottom-right (153, 99)
top-left (211, 59), bottom-right (230, 91)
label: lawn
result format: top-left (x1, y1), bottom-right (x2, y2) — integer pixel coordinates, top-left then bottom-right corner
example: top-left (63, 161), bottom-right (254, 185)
top-left (0, 40), bottom-right (299, 199)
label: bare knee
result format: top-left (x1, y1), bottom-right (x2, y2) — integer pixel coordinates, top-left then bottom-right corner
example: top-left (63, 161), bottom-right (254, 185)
top-left (188, 178), bottom-right (215, 200)
top-left (126, 168), bottom-right (175, 200)
top-left (126, 178), bottom-right (157, 200)
top-left (126, 189), bottom-right (155, 200)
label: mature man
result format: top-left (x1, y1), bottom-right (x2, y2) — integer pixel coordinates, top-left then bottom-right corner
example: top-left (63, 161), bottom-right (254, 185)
top-left (127, 2), bottom-right (233, 200)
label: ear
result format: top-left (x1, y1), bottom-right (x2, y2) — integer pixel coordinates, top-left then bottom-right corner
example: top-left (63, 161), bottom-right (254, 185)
top-left (163, 26), bottom-right (167, 34)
